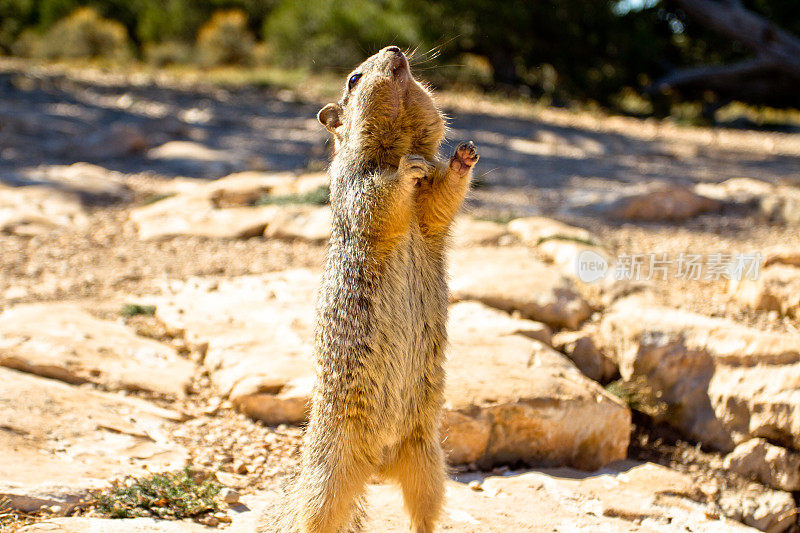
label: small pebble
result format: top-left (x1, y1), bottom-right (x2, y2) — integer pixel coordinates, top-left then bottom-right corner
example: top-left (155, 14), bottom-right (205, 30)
top-left (468, 480), bottom-right (483, 492)
top-left (234, 460), bottom-right (249, 475)
top-left (198, 515), bottom-right (219, 527)
top-left (220, 487), bottom-right (240, 504)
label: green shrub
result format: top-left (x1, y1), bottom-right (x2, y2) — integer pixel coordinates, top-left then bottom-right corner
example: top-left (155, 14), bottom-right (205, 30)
top-left (11, 29), bottom-right (42, 58)
top-left (196, 10), bottom-right (255, 67)
top-left (94, 468), bottom-right (221, 520)
top-left (263, 0), bottom-right (421, 69)
top-left (144, 40), bottom-right (193, 66)
top-left (121, 303), bottom-right (156, 317)
top-left (31, 7), bottom-right (131, 60)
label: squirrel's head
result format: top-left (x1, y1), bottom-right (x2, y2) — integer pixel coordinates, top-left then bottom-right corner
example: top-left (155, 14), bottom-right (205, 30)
top-left (318, 45), bottom-right (445, 167)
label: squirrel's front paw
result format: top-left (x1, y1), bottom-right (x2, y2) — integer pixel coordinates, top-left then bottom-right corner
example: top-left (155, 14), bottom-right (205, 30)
top-left (399, 154), bottom-right (434, 188)
top-left (449, 141), bottom-right (479, 177)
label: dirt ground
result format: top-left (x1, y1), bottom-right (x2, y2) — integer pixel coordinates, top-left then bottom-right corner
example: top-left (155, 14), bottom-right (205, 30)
top-left (2, 59), bottom-right (800, 530)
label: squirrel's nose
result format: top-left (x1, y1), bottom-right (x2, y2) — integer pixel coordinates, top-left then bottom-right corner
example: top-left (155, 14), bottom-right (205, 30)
top-left (385, 46), bottom-right (402, 54)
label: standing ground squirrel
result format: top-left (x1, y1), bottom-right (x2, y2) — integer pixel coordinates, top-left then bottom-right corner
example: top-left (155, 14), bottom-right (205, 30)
top-left (275, 45), bottom-right (478, 533)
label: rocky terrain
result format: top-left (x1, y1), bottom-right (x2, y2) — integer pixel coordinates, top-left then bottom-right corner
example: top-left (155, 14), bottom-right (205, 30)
top-left (1, 59), bottom-right (800, 532)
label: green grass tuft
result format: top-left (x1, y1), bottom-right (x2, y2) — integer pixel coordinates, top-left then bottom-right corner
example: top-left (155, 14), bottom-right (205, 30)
top-left (536, 234), bottom-right (597, 246)
top-left (254, 185), bottom-right (330, 206)
top-left (94, 468), bottom-right (221, 520)
top-left (120, 303), bottom-right (156, 317)
top-left (605, 378), bottom-right (669, 419)
top-left (141, 192), bottom-right (176, 205)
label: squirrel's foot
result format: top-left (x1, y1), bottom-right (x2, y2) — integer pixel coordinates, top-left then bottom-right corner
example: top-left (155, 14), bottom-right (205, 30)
top-left (449, 141), bottom-right (479, 177)
top-left (399, 154), bottom-right (434, 188)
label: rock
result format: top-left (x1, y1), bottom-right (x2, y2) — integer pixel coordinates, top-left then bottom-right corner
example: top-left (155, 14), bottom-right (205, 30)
top-left (263, 205), bottom-right (331, 243)
top-left (451, 216), bottom-right (511, 247)
top-left (15, 163), bottom-right (132, 204)
top-left (695, 178), bottom-right (800, 226)
top-left (552, 329), bottom-right (616, 383)
top-left (148, 140), bottom-right (232, 162)
top-left (717, 483), bottom-right (796, 533)
top-left (449, 247), bottom-right (593, 329)
top-left (207, 171), bottom-right (328, 208)
top-left (507, 216), bottom-right (595, 246)
top-left (152, 280), bottom-right (620, 470)
top-left (144, 270), bottom-right (318, 425)
top-left (0, 183), bottom-right (88, 235)
top-left (758, 185), bottom-right (800, 225)
top-left (77, 122), bottom-right (148, 160)
top-left (256, 461), bottom-right (754, 532)
top-left (149, 171), bottom-right (328, 204)
top-left (130, 194), bottom-right (283, 240)
top-left (763, 246), bottom-right (800, 268)
top-left (537, 239), bottom-right (613, 284)
top-left (599, 295), bottom-right (800, 451)
top-left (723, 439), bottom-right (800, 491)
top-left (695, 177), bottom-right (776, 204)
top-left (443, 302), bottom-right (630, 470)
top-left (130, 172), bottom-right (331, 241)
top-left (710, 364), bottom-right (800, 451)
top-left (0, 368), bottom-right (186, 513)
top-left (605, 185), bottom-right (721, 221)
top-left (19, 517), bottom-right (221, 532)
top-left (729, 264), bottom-right (800, 317)
top-left (448, 301), bottom-right (552, 346)
top-left (220, 488), bottom-right (240, 504)
top-left (147, 141), bottom-right (246, 177)
top-left (0, 303), bottom-right (194, 397)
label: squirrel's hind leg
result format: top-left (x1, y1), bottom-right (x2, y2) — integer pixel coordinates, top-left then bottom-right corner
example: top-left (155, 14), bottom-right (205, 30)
top-left (384, 426), bottom-right (446, 533)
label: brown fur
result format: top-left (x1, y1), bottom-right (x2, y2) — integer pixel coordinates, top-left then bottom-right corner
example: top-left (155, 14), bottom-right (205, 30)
top-left (267, 46), bottom-right (478, 533)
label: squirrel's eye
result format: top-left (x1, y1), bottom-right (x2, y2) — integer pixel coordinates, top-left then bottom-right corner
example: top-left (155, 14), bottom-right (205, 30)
top-left (348, 73), bottom-right (362, 91)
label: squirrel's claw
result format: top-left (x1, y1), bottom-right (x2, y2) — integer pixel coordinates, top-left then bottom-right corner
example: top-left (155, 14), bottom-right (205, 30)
top-left (450, 141), bottom-right (479, 177)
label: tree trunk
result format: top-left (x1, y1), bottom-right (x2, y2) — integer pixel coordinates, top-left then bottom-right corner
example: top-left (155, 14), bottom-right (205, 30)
top-left (665, 0), bottom-right (800, 81)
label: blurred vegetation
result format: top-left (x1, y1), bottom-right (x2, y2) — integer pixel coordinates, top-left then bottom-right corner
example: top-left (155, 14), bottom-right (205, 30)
top-left (254, 185), bottom-right (330, 206)
top-left (196, 9), bottom-right (255, 66)
top-left (12, 6), bottom-right (131, 60)
top-left (0, 0), bottom-right (798, 116)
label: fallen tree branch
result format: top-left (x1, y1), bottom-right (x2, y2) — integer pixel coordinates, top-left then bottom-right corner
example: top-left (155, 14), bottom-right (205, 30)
top-left (653, 57), bottom-right (776, 92)
top-left (665, 0), bottom-right (800, 80)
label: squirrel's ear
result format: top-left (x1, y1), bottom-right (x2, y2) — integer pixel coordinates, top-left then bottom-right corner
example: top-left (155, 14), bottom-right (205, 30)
top-left (317, 103), bottom-right (342, 133)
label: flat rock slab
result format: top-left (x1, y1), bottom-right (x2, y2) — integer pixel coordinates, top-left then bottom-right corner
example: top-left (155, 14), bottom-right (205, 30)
top-left (600, 295), bottom-right (800, 451)
top-left (729, 264), bottom-right (800, 318)
top-left (710, 364), bottom-right (800, 451)
top-left (19, 519), bottom-right (216, 532)
top-left (0, 302), bottom-right (194, 397)
top-left (0, 183), bottom-right (88, 236)
top-left (0, 368), bottom-right (187, 512)
top-left (130, 172), bottom-right (330, 241)
top-left (14, 163), bottom-right (132, 204)
top-left (130, 196), bottom-right (284, 240)
top-left (507, 216), bottom-right (595, 246)
top-left (254, 462), bottom-right (754, 532)
top-left (145, 270), bottom-right (319, 425)
top-left (149, 274), bottom-right (623, 469)
top-left (262, 205), bottom-right (331, 243)
top-left (451, 216), bottom-right (510, 247)
top-left (602, 185), bottom-right (721, 221)
top-left (18, 465), bottom-right (756, 532)
top-left (449, 246), bottom-right (592, 329)
top-left (444, 302), bottom-right (629, 469)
